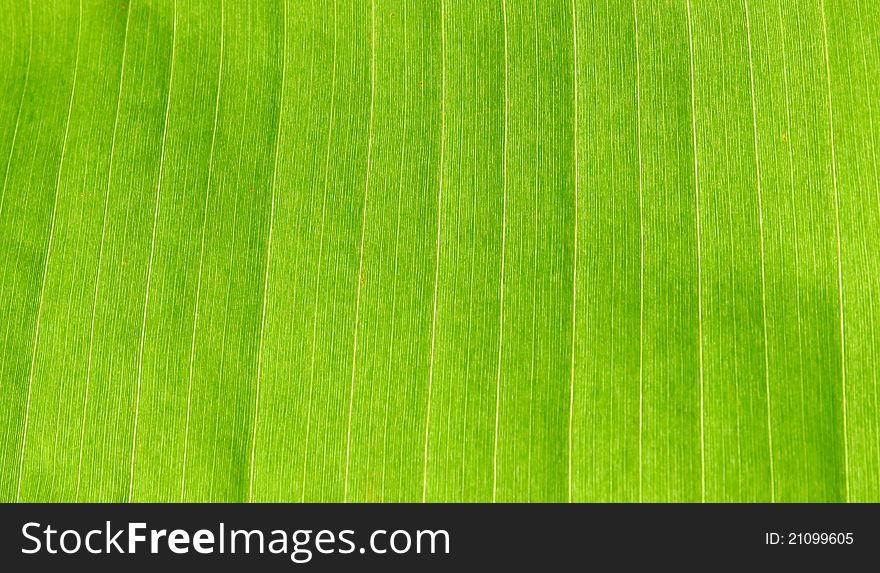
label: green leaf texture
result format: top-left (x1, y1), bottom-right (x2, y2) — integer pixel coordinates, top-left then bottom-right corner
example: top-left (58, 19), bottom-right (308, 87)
top-left (1, 0), bottom-right (878, 502)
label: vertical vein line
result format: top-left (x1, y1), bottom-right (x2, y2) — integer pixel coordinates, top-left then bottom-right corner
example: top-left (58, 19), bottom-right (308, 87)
top-left (16, 0), bottom-right (82, 501)
top-left (493, 0), bottom-right (509, 504)
top-left (129, 0), bottom-right (176, 502)
top-left (632, 0), bottom-right (645, 503)
top-left (853, 0), bottom-right (880, 481)
top-left (302, 0), bottom-right (338, 502)
top-left (249, 0), bottom-right (285, 503)
top-left (0, 0), bottom-right (32, 219)
top-left (605, 0), bottom-right (616, 500)
top-left (344, 0), bottom-right (376, 502)
top-left (423, 0), bottom-right (446, 503)
top-left (182, 0), bottom-right (224, 502)
top-left (49, 0), bottom-right (84, 482)
top-left (819, 0), bottom-right (848, 501)
top-left (527, 0), bottom-right (539, 502)
top-left (567, 0), bottom-right (578, 503)
top-left (685, 0), bottom-right (706, 503)
top-left (381, 0), bottom-right (408, 501)
top-left (776, 0), bottom-right (809, 497)
top-left (77, 0), bottom-right (131, 502)
top-left (458, 88), bottom-right (478, 494)
top-left (743, 0), bottom-right (775, 502)
top-left (250, 194), bottom-right (275, 501)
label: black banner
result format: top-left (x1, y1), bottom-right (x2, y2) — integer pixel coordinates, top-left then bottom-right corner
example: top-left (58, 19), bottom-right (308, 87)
top-left (1, 504), bottom-right (876, 570)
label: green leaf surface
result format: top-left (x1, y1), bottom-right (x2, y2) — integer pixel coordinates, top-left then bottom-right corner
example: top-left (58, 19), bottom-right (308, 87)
top-left (1, 0), bottom-right (878, 502)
